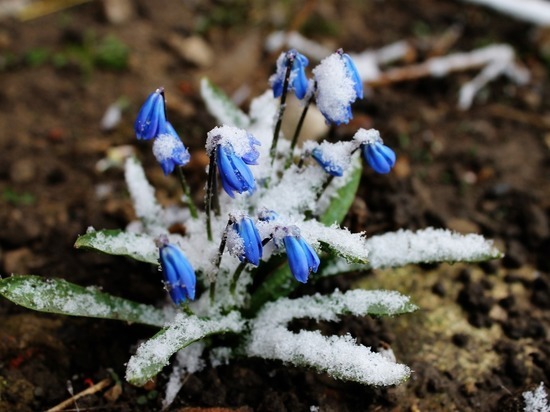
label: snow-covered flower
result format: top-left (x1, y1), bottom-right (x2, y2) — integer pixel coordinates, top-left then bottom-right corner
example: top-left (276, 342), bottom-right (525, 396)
top-left (228, 214), bottom-right (263, 266)
top-left (280, 227), bottom-right (320, 283)
top-left (152, 122), bottom-right (190, 175)
top-left (134, 88), bottom-right (167, 140)
top-left (159, 243), bottom-right (196, 304)
top-left (206, 126), bottom-right (260, 198)
top-left (271, 225), bottom-right (321, 283)
top-left (216, 144), bottom-right (256, 198)
top-left (353, 128), bottom-right (396, 174)
top-left (270, 49), bottom-right (309, 100)
top-left (313, 50), bottom-right (363, 125)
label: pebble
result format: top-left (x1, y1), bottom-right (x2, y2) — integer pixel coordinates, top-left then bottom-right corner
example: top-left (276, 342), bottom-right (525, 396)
top-left (166, 34), bottom-right (214, 68)
top-left (10, 158), bottom-right (36, 184)
top-left (100, 0), bottom-right (135, 24)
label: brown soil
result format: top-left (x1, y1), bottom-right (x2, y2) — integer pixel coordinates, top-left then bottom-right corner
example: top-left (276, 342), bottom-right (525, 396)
top-left (0, 1), bottom-right (548, 411)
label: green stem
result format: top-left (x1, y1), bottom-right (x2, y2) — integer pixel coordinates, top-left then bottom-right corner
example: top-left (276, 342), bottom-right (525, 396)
top-left (176, 167), bottom-right (198, 219)
top-left (285, 94), bottom-right (314, 169)
top-left (230, 262), bottom-right (247, 295)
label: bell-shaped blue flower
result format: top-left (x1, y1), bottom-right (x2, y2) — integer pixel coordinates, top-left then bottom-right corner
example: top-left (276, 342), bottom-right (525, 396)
top-left (134, 88), bottom-right (167, 140)
top-left (232, 216), bottom-right (263, 266)
top-left (271, 49), bottom-right (309, 100)
top-left (216, 144), bottom-right (256, 198)
top-left (283, 235), bottom-right (320, 283)
top-left (362, 141), bottom-right (396, 174)
top-left (311, 147), bottom-right (344, 177)
top-left (342, 53), bottom-right (363, 100)
top-left (159, 243), bottom-right (196, 304)
top-left (152, 122), bottom-right (191, 175)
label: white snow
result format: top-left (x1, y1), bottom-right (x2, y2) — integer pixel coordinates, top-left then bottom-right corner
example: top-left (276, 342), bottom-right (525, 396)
top-left (246, 289), bottom-right (415, 386)
top-left (365, 227), bottom-right (502, 268)
top-left (124, 157), bottom-right (165, 235)
top-left (313, 53), bottom-right (357, 124)
top-left (126, 311), bottom-right (244, 385)
top-left (524, 382), bottom-right (550, 412)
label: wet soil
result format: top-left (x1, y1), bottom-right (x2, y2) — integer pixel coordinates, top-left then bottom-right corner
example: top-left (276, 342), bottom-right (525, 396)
top-left (0, 0), bottom-right (549, 411)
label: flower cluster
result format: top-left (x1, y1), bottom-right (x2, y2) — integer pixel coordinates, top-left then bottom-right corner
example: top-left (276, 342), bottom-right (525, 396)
top-left (133, 49), bottom-right (396, 305)
top-left (134, 88), bottom-right (190, 175)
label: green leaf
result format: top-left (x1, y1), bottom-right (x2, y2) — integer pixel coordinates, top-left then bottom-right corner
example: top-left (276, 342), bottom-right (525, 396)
top-left (247, 260), bottom-right (294, 314)
top-left (126, 312), bottom-right (244, 386)
top-left (200, 78), bottom-right (250, 128)
top-left (320, 155), bottom-right (362, 226)
top-left (75, 229), bottom-right (158, 265)
top-left (0, 275), bottom-right (166, 327)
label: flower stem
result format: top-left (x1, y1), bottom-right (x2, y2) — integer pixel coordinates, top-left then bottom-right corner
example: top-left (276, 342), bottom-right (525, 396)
top-left (270, 54), bottom-right (295, 166)
top-left (285, 94), bottom-right (314, 169)
top-left (230, 262), bottom-right (246, 295)
top-left (205, 154), bottom-right (217, 241)
top-left (176, 167), bottom-right (198, 219)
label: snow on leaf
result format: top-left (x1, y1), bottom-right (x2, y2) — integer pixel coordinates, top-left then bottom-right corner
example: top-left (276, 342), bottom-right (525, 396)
top-left (75, 229), bottom-right (158, 265)
top-left (126, 311), bottom-right (244, 386)
top-left (200, 78), bottom-right (250, 128)
top-left (0, 275), bottom-right (166, 327)
top-left (366, 227), bottom-right (502, 268)
top-left (247, 289), bottom-right (416, 386)
top-left (124, 157), bottom-right (165, 235)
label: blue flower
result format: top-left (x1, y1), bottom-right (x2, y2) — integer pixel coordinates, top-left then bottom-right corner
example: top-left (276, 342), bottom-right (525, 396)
top-left (159, 243), bottom-right (196, 304)
top-left (152, 122), bottom-right (191, 175)
top-left (271, 49), bottom-right (309, 100)
top-left (362, 141), bottom-right (396, 174)
top-left (232, 216), bottom-right (263, 266)
top-left (341, 52), bottom-right (363, 100)
top-left (313, 50), bottom-right (363, 125)
top-left (311, 147), bottom-right (344, 177)
top-left (258, 209), bottom-right (279, 222)
top-left (240, 134), bottom-right (261, 165)
top-left (283, 235), bottom-right (320, 283)
top-left (216, 144), bottom-right (256, 198)
top-left (134, 88), bottom-right (167, 140)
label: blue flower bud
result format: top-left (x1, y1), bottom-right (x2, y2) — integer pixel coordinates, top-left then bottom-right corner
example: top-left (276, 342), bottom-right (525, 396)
top-left (258, 209), bottom-right (279, 222)
top-left (232, 216), bottom-right (263, 266)
top-left (362, 141), bottom-right (396, 174)
top-left (152, 122), bottom-right (191, 175)
top-left (341, 53), bottom-right (363, 100)
top-left (134, 88), bottom-right (167, 140)
top-left (271, 49), bottom-right (309, 100)
top-left (216, 144), bottom-right (256, 198)
top-left (283, 235), bottom-right (320, 283)
top-left (311, 147), bottom-right (344, 177)
top-left (159, 243), bottom-right (196, 304)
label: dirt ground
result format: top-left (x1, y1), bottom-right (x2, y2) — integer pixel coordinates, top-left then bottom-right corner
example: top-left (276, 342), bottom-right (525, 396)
top-left (0, 0), bottom-right (549, 411)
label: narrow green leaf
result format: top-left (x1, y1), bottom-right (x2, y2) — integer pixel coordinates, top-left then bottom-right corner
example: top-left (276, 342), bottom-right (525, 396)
top-left (248, 260), bottom-right (294, 314)
top-left (75, 229), bottom-right (158, 265)
top-left (126, 311), bottom-right (244, 386)
top-left (320, 156), bottom-right (362, 226)
top-left (0, 275), bottom-right (166, 327)
top-left (200, 78), bottom-right (250, 128)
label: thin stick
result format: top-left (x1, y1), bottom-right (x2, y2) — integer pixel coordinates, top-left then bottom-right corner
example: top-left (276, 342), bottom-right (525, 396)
top-left (270, 53), bottom-right (295, 166)
top-left (285, 94), bottom-right (314, 168)
top-left (47, 378), bottom-right (112, 412)
top-left (205, 154), bottom-right (217, 241)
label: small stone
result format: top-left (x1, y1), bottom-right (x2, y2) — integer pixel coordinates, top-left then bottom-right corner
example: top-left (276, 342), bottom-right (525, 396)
top-left (446, 217), bottom-right (480, 234)
top-left (166, 34), bottom-right (214, 68)
top-left (10, 158), bottom-right (36, 184)
top-left (101, 0), bottom-right (135, 24)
